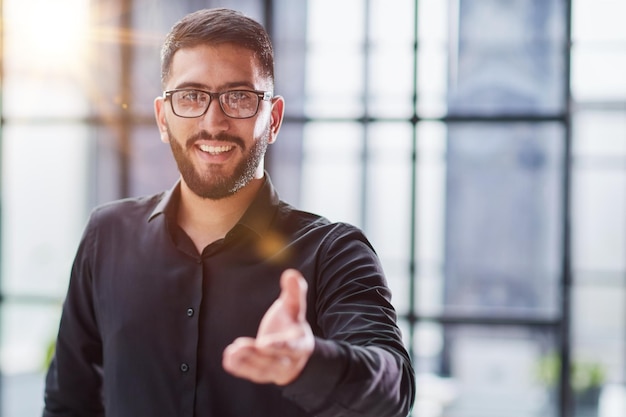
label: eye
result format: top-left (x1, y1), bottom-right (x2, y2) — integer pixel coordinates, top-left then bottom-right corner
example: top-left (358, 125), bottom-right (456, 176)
top-left (182, 91), bottom-right (198, 101)
top-left (231, 91), bottom-right (251, 100)
top-left (223, 91), bottom-right (255, 106)
top-left (179, 90), bottom-right (207, 103)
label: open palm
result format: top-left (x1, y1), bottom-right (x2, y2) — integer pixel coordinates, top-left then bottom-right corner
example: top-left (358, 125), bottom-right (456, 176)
top-left (222, 269), bottom-right (315, 385)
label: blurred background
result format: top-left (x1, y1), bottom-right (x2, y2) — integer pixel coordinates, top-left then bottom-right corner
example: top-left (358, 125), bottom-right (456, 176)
top-left (0, 0), bottom-right (624, 416)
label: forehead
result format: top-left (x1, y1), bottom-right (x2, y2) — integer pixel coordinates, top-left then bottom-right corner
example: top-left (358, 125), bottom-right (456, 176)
top-left (168, 43), bottom-right (265, 89)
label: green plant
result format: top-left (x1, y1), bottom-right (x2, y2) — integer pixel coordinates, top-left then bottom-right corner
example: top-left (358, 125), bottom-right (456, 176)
top-left (43, 338), bottom-right (56, 371)
top-left (535, 353), bottom-right (606, 393)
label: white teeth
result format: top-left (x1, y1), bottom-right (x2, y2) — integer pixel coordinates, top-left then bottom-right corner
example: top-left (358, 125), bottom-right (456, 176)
top-left (198, 144), bottom-right (233, 154)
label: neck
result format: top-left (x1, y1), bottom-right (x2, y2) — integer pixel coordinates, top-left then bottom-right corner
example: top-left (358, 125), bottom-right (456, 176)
top-left (176, 176), bottom-right (264, 253)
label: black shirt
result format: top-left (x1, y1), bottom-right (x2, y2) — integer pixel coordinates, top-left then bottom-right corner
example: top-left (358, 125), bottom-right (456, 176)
top-left (43, 174), bottom-right (415, 417)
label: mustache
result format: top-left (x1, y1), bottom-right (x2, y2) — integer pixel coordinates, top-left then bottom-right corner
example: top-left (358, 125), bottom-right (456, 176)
top-left (186, 131), bottom-right (245, 149)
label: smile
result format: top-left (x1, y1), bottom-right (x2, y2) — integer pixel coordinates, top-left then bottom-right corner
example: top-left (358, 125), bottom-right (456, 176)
top-left (198, 144), bottom-right (235, 155)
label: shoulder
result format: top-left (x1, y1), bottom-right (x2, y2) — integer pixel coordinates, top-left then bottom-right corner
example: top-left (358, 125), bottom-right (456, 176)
top-left (275, 201), bottom-right (375, 251)
top-left (87, 192), bottom-right (166, 229)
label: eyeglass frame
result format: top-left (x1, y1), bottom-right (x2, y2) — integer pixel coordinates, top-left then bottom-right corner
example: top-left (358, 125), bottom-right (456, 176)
top-left (162, 88), bottom-right (274, 119)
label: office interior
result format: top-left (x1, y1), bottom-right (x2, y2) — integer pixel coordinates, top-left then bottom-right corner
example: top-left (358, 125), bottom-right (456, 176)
top-left (0, 0), bottom-right (624, 416)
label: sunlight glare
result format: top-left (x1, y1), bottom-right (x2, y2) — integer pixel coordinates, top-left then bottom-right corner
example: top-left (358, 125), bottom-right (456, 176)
top-left (4, 0), bottom-right (89, 72)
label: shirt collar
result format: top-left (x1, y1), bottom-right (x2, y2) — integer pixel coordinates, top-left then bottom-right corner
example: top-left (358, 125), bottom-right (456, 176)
top-left (237, 173), bottom-right (281, 237)
top-left (147, 172), bottom-right (281, 238)
top-left (148, 181), bottom-right (181, 223)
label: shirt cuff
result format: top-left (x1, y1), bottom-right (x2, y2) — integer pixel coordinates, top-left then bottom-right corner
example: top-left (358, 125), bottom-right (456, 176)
top-left (281, 337), bottom-right (346, 411)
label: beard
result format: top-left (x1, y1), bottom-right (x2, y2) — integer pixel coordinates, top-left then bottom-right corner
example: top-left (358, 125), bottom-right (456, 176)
top-left (167, 126), bottom-right (270, 200)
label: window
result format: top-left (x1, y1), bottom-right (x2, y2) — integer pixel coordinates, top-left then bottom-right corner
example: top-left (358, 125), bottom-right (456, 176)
top-left (272, 0), bottom-right (625, 416)
top-left (1, 1), bottom-right (624, 416)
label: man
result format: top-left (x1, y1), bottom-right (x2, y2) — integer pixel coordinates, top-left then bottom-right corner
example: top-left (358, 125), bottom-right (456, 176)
top-left (43, 8), bottom-right (415, 417)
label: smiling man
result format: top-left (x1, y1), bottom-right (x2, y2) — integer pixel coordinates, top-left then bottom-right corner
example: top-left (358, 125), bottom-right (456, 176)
top-left (43, 8), bottom-right (415, 417)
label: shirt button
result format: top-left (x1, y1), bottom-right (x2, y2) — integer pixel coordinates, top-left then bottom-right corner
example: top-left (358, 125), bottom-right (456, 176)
top-left (180, 363), bottom-right (189, 373)
top-left (186, 308), bottom-right (194, 317)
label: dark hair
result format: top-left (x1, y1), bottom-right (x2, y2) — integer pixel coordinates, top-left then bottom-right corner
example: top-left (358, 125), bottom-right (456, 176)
top-left (160, 8), bottom-right (274, 88)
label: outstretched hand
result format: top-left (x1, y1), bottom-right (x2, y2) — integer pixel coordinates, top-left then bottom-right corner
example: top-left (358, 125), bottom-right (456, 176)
top-left (222, 269), bottom-right (315, 385)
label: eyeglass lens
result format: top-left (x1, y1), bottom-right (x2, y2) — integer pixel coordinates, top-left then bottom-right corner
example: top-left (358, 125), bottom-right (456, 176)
top-left (171, 90), bottom-right (260, 118)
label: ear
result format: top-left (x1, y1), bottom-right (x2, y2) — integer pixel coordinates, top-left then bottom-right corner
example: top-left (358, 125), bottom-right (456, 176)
top-left (267, 95), bottom-right (285, 145)
top-left (154, 96), bottom-right (170, 144)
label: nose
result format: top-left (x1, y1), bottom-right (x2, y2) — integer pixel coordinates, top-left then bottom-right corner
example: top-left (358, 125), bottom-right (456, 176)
top-left (198, 97), bottom-right (229, 131)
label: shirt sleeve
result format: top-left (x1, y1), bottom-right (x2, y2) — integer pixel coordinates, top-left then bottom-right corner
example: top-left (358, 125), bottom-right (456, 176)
top-left (42, 215), bottom-right (105, 417)
top-left (282, 223), bottom-right (416, 417)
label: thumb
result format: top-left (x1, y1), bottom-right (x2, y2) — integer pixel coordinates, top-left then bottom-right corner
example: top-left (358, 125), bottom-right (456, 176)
top-left (280, 269), bottom-right (308, 322)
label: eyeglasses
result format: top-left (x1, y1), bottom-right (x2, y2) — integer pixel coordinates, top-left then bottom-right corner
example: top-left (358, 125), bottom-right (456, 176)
top-left (163, 88), bottom-right (273, 119)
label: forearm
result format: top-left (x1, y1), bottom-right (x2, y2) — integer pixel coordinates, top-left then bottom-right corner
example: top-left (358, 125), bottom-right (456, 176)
top-left (282, 338), bottom-right (415, 417)
top-left (43, 351), bottom-right (104, 417)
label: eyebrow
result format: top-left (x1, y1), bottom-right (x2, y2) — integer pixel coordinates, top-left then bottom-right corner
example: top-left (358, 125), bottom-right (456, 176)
top-left (173, 81), bottom-right (257, 91)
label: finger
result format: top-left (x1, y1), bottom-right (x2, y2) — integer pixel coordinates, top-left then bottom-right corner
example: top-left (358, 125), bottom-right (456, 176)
top-left (280, 269), bottom-right (308, 322)
top-left (256, 327), bottom-right (311, 352)
top-left (223, 344), bottom-right (294, 384)
top-left (222, 337), bottom-right (256, 372)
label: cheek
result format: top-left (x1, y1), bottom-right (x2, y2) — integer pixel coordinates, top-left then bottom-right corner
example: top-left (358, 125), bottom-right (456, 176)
top-left (164, 120), bottom-right (193, 143)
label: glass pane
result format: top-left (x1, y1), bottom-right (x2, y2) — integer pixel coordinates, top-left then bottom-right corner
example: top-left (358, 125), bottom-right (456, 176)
top-left (129, 126), bottom-right (179, 197)
top-left (572, 169), bottom-right (626, 272)
top-left (572, 110), bottom-right (626, 273)
top-left (370, 0), bottom-right (415, 44)
top-left (417, 43), bottom-right (449, 118)
top-left (88, 1), bottom-right (125, 120)
top-left (304, 47), bottom-right (364, 118)
top-left (413, 321), bottom-right (445, 374)
top-left (0, 301), bottom-right (60, 416)
top-left (368, 45), bottom-right (415, 118)
top-left (573, 111), bottom-right (626, 158)
top-left (415, 122), bottom-right (448, 316)
top-left (383, 260), bottom-right (412, 317)
top-left (2, 371), bottom-right (47, 417)
top-left (572, 0), bottom-right (626, 42)
top-left (570, 2), bottom-right (626, 415)
top-left (416, 123), bottom-right (448, 264)
top-left (365, 122), bottom-right (413, 260)
top-left (2, 0), bottom-right (90, 119)
top-left (2, 74), bottom-right (90, 120)
top-left (91, 125), bottom-right (123, 206)
top-left (266, 122), bottom-right (306, 206)
top-left (273, 0), bottom-right (308, 120)
top-left (571, 46), bottom-right (626, 101)
top-left (397, 318), bottom-right (412, 354)
top-left (368, 0), bottom-right (415, 118)
top-left (416, 0), bottom-right (450, 118)
top-left (1, 125), bottom-right (89, 297)
top-left (414, 325), bottom-right (557, 417)
top-left (365, 122), bottom-right (413, 314)
top-left (0, 302), bottom-right (61, 373)
top-left (448, 0), bottom-right (567, 116)
top-left (305, 0), bottom-right (365, 118)
top-left (306, 0), bottom-right (364, 44)
top-left (442, 123), bottom-right (564, 316)
top-left (130, 0), bottom-right (177, 117)
top-left (572, 281), bottom-right (626, 417)
top-left (300, 122), bottom-right (363, 226)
